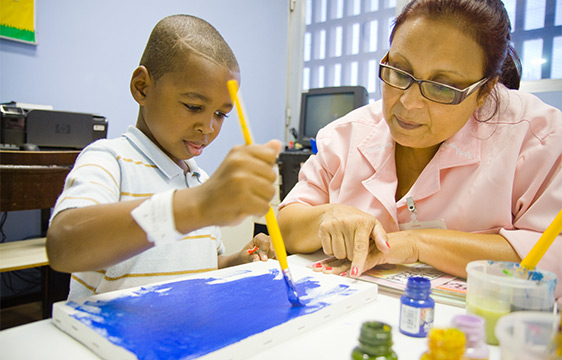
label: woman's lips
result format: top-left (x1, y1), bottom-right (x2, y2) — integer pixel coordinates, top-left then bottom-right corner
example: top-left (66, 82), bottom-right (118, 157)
top-left (185, 141), bottom-right (204, 156)
top-left (395, 116), bottom-right (422, 130)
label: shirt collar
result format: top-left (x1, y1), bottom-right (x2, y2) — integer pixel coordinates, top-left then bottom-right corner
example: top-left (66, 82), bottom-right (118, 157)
top-left (123, 125), bottom-right (185, 179)
top-left (184, 158), bottom-right (203, 182)
top-left (357, 114), bottom-right (481, 171)
top-left (437, 117), bottom-right (481, 169)
top-left (357, 116), bottom-right (395, 171)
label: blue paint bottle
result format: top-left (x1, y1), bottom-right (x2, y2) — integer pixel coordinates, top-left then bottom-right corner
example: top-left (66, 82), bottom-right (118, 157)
top-left (399, 276), bottom-right (434, 337)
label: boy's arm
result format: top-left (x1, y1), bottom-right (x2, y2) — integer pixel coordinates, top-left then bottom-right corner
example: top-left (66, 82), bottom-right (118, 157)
top-left (47, 187), bottom-right (211, 272)
top-left (47, 140), bottom-right (282, 273)
top-left (47, 200), bottom-right (153, 272)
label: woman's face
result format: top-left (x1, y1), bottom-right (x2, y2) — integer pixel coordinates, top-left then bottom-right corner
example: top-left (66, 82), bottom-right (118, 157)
top-left (382, 16), bottom-right (488, 150)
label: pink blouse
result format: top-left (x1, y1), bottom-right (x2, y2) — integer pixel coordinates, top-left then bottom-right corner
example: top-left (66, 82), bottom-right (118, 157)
top-left (280, 85), bottom-right (562, 301)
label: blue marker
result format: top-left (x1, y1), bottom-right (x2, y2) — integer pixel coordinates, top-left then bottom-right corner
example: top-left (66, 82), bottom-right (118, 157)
top-left (310, 138), bottom-right (318, 154)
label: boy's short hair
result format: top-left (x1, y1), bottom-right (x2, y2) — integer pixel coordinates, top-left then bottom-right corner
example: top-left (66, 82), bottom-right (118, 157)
top-left (140, 14), bottom-right (239, 81)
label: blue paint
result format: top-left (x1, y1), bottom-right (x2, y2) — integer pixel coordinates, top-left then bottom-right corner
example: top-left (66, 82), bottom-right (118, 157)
top-left (399, 276), bottom-right (434, 338)
top-left (490, 261), bottom-right (545, 282)
top-left (68, 269), bottom-right (354, 360)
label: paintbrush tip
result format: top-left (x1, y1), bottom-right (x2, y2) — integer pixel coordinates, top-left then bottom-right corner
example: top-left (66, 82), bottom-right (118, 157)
top-left (289, 294), bottom-right (305, 307)
top-left (282, 268), bottom-right (305, 307)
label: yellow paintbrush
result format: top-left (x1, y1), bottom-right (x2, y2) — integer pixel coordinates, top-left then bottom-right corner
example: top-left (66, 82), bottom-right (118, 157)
top-left (227, 80), bottom-right (303, 307)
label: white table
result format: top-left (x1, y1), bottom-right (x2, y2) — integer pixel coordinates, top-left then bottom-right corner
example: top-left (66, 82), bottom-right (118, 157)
top-left (0, 254), bottom-right (500, 359)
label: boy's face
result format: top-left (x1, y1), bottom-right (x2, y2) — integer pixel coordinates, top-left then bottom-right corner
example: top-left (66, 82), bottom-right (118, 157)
top-left (133, 53), bottom-right (240, 164)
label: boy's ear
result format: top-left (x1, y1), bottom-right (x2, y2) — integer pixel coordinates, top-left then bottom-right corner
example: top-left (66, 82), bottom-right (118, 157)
top-left (130, 66), bottom-right (152, 105)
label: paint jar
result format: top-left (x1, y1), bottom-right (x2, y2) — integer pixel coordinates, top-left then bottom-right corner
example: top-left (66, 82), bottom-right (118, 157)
top-left (450, 314), bottom-right (489, 360)
top-left (495, 311), bottom-right (561, 360)
top-left (465, 260), bottom-right (557, 345)
top-left (549, 314), bottom-right (562, 359)
top-left (399, 276), bottom-right (435, 337)
top-left (420, 328), bottom-right (466, 360)
top-left (351, 321), bottom-right (398, 360)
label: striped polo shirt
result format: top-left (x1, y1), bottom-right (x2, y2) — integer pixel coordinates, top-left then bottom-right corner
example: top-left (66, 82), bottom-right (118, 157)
top-left (51, 125), bottom-right (225, 300)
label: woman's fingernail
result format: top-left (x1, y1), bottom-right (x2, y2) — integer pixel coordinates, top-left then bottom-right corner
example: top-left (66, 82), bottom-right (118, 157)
top-left (385, 241), bottom-right (391, 249)
top-left (324, 266), bottom-right (333, 271)
top-left (339, 272), bottom-right (347, 277)
top-left (312, 262), bottom-right (323, 268)
top-left (351, 267), bottom-right (359, 277)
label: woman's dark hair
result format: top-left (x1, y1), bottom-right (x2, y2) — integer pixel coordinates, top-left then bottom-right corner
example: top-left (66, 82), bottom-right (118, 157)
top-left (391, 0), bottom-right (522, 93)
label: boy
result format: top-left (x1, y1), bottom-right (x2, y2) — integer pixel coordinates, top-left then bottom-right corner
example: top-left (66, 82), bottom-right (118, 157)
top-left (46, 14), bottom-right (281, 300)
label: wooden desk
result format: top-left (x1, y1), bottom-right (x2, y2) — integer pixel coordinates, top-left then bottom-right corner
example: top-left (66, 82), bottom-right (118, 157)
top-left (0, 150), bottom-right (80, 317)
top-left (0, 150), bottom-right (79, 233)
top-left (0, 238), bottom-right (48, 272)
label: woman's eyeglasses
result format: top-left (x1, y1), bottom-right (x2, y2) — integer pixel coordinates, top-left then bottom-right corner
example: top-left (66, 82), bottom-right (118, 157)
top-left (378, 52), bottom-right (489, 105)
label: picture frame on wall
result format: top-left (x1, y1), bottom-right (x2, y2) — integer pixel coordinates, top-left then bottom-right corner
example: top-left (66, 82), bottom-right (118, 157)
top-left (0, 0), bottom-right (36, 44)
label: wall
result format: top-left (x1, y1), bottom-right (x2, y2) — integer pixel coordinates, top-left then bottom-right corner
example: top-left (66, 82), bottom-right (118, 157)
top-left (532, 91), bottom-right (562, 110)
top-left (0, 0), bottom-right (289, 296)
top-left (1, 0), bottom-right (289, 169)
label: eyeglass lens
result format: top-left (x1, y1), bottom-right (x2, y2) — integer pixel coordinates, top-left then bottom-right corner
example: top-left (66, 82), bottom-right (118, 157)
top-left (380, 66), bottom-right (457, 103)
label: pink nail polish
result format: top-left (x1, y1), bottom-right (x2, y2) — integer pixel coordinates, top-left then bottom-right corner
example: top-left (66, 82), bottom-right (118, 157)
top-left (351, 267), bottom-right (359, 277)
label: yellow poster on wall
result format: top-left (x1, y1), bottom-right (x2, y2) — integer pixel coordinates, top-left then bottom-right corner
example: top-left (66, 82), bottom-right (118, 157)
top-left (0, 0), bottom-right (36, 43)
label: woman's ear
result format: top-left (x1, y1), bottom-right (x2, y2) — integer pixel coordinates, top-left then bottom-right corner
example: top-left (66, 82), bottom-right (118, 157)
top-left (130, 66), bottom-right (152, 105)
top-left (477, 77), bottom-right (498, 108)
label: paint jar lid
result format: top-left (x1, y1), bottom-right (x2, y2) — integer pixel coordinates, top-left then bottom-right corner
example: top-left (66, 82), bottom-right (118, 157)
top-left (425, 328), bottom-right (466, 358)
top-left (451, 314), bottom-right (489, 358)
top-left (405, 276), bottom-right (432, 299)
top-left (355, 321), bottom-right (396, 357)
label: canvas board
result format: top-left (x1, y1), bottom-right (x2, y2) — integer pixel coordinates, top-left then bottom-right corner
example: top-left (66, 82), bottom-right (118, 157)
top-left (52, 260), bottom-right (378, 360)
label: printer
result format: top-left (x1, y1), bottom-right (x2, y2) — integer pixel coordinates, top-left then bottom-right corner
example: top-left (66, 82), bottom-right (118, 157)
top-left (0, 103), bottom-right (107, 150)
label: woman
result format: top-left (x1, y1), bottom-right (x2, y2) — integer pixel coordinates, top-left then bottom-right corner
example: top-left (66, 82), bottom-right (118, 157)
top-left (278, 0), bottom-right (562, 302)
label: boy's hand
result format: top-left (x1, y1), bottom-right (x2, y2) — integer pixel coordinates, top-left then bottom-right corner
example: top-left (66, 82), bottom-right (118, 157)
top-left (198, 139), bottom-right (282, 226)
top-left (243, 232), bottom-right (276, 263)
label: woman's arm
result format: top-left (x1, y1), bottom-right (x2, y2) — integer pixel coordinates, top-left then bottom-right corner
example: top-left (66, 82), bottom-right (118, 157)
top-left (278, 203), bottom-right (327, 254)
top-left (392, 229), bottom-right (521, 278)
top-left (313, 228), bottom-right (521, 278)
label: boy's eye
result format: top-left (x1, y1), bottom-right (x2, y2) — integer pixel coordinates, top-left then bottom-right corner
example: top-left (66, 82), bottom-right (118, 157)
top-left (214, 111), bottom-right (229, 120)
top-left (184, 104), bottom-right (202, 112)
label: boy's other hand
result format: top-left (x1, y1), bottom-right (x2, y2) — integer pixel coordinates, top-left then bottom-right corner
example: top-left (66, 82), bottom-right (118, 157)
top-left (244, 232), bottom-right (276, 263)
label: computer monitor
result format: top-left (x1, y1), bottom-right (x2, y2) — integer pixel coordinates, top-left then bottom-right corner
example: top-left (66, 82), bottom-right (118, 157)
top-left (297, 86), bottom-right (369, 148)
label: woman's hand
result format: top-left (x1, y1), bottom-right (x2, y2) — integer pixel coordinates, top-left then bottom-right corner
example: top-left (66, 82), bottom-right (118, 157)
top-left (312, 230), bottom-right (420, 276)
top-left (316, 204), bottom-right (390, 277)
